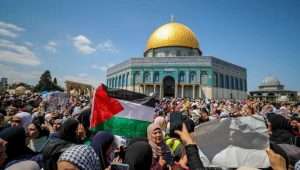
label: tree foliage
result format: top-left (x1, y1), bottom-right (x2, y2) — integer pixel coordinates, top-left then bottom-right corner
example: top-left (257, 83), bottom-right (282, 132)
top-left (53, 77), bottom-right (58, 85)
top-left (34, 70), bottom-right (64, 92)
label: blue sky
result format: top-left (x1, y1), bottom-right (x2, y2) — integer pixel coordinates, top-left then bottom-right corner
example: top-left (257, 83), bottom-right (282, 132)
top-left (0, 0), bottom-right (299, 91)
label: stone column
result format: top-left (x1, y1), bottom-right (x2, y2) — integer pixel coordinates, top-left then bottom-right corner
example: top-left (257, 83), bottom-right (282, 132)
top-left (192, 85), bottom-right (195, 99)
top-left (181, 84), bottom-right (184, 98)
top-left (87, 89), bottom-right (91, 96)
top-left (82, 88), bottom-right (85, 96)
top-left (175, 83), bottom-right (178, 98)
top-left (199, 85), bottom-right (202, 98)
top-left (154, 85), bottom-right (156, 94)
top-left (143, 84), bottom-right (146, 95)
top-left (159, 84), bottom-right (163, 98)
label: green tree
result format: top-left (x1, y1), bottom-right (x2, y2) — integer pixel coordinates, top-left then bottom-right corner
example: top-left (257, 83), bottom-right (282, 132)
top-left (34, 70), bottom-right (64, 92)
top-left (53, 77), bottom-right (58, 85)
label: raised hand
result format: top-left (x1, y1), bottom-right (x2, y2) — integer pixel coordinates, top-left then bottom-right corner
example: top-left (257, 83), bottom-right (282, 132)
top-left (175, 123), bottom-right (195, 145)
top-left (266, 148), bottom-right (286, 170)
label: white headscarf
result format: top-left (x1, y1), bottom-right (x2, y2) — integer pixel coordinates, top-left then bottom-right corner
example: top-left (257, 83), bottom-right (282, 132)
top-left (6, 160), bottom-right (40, 170)
top-left (15, 112), bottom-right (32, 129)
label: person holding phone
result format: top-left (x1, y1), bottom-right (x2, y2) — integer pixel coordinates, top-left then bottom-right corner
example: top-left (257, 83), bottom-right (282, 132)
top-left (147, 123), bottom-right (173, 170)
top-left (175, 123), bottom-right (222, 170)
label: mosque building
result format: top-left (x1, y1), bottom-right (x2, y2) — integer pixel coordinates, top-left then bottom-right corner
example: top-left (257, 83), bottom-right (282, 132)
top-left (106, 21), bottom-right (247, 99)
top-left (249, 76), bottom-right (298, 102)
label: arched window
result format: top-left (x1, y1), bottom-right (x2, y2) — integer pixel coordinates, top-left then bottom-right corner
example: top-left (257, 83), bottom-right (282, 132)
top-left (122, 74), bottom-right (125, 88)
top-left (144, 72), bottom-right (150, 82)
top-left (235, 77), bottom-right (239, 90)
top-left (108, 79), bottom-right (111, 88)
top-left (239, 78), bottom-right (243, 91)
top-left (118, 75), bottom-right (121, 88)
top-left (179, 71), bottom-right (185, 83)
top-left (231, 76), bottom-right (234, 90)
top-left (134, 71), bottom-right (140, 84)
top-left (165, 50), bottom-right (170, 56)
top-left (220, 74), bottom-right (224, 88)
top-left (213, 72), bottom-right (218, 87)
top-left (114, 78), bottom-right (116, 88)
top-left (153, 72), bottom-right (159, 82)
top-left (190, 71), bottom-right (196, 83)
top-left (126, 72), bottom-right (129, 87)
top-left (225, 75), bottom-right (229, 89)
top-left (200, 71), bottom-right (208, 85)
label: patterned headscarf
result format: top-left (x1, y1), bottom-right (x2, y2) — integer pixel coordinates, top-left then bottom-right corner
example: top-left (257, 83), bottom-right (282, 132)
top-left (58, 145), bottom-right (100, 170)
top-left (295, 160), bottom-right (300, 170)
top-left (147, 123), bottom-right (173, 164)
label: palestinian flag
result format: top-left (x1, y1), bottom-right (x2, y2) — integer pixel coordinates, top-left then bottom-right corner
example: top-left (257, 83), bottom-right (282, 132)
top-left (90, 84), bottom-right (156, 138)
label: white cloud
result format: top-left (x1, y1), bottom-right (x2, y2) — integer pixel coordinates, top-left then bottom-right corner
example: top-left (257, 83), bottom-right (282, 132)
top-left (0, 28), bottom-right (17, 38)
top-left (72, 35), bottom-right (96, 54)
top-left (0, 21), bottom-right (24, 38)
top-left (91, 64), bottom-right (106, 71)
top-left (72, 35), bottom-right (119, 55)
top-left (0, 21), bottom-right (25, 32)
top-left (45, 41), bottom-right (57, 53)
top-left (24, 41), bottom-right (33, 47)
top-left (0, 39), bottom-right (40, 65)
top-left (63, 73), bottom-right (101, 87)
top-left (91, 63), bottom-right (115, 72)
top-left (0, 21), bottom-right (39, 66)
top-left (78, 73), bottom-right (88, 77)
top-left (0, 63), bottom-right (41, 84)
top-left (97, 40), bottom-right (118, 53)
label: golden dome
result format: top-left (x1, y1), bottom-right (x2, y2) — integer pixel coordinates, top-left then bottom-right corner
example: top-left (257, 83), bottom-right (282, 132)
top-left (145, 22), bottom-right (199, 51)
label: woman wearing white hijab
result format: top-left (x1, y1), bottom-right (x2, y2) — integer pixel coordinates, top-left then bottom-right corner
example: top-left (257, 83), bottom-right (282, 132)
top-left (10, 112), bottom-right (32, 130)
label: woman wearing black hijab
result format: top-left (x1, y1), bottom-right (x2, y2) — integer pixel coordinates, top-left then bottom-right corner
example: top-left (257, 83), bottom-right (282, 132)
top-left (91, 131), bottom-right (115, 170)
top-left (125, 141), bottom-right (153, 170)
top-left (58, 118), bottom-right (80, 144)
top-left (0, 127), bottom-right (35, 168)
top-left (42, 118), bottom-right (80, 170)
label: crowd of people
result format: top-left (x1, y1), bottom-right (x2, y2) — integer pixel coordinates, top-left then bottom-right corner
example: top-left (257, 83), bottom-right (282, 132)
top-left (0, 91), bottom-right (300, 170)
